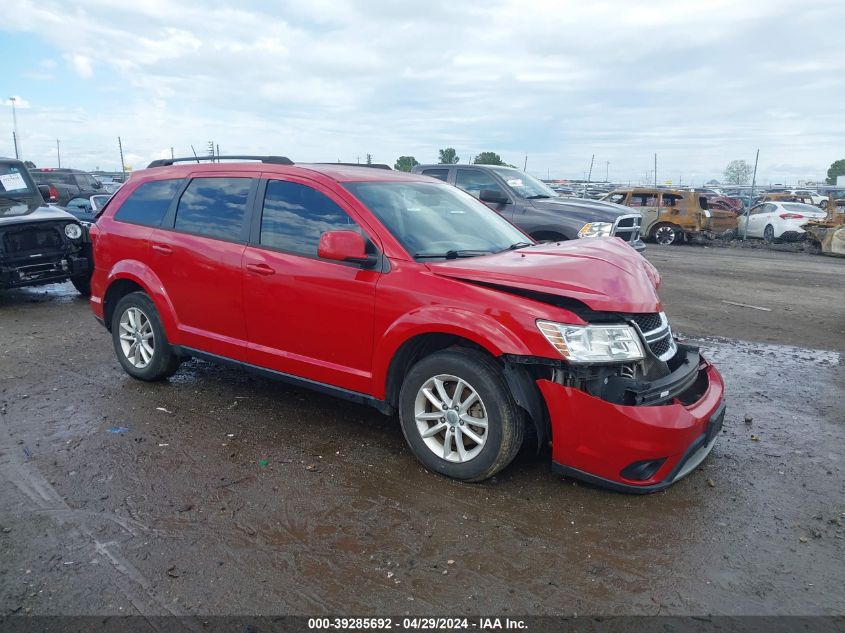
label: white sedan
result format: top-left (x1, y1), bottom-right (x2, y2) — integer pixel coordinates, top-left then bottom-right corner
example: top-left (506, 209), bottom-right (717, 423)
top-left (738, 202), bottom-right (827, 241)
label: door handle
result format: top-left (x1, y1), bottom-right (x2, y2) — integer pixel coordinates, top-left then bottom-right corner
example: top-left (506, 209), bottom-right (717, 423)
top-left (151, 244), bottom-right (173, 255)
top-left (246, 262), bottom-right (275, 276)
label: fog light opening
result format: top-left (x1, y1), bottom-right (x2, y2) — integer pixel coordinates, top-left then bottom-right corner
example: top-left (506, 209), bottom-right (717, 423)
top-left (620, 458), bottom-right (667, 482)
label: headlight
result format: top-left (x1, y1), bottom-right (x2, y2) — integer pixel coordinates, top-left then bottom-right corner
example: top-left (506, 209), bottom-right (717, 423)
top-left (64, 223), bottom-right (83, 239)
top-left (577, 222), bottom-right (613, 238)
top-left (537, 321), bottom-right (645, 363)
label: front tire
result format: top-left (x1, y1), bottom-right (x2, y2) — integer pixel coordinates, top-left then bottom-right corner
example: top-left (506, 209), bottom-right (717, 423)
top-left (71, 274), bottom-right (91, 296)
top-left (652, 223), bottom-right (681, 245)
top-left (398, 348), bottom-right (525, 482)
top-left (111, 292), bottom-right (181, 381)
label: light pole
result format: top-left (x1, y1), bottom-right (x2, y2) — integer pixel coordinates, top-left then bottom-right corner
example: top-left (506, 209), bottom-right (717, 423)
top-left (9, 96), bottom-right (21, 159)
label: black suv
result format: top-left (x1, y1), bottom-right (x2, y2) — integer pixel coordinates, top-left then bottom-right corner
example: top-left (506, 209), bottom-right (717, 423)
top-left (411, 164), bottom-right (645, 252)
top-left (29, 168), bottom-right (104, 206)
top-left (0, 158), bottom-right (92, 294)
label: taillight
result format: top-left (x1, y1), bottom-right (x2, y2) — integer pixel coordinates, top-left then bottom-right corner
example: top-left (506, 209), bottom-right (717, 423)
top-left (48, 185), bottom-right (59, 202)
top-left (779, 213), bottom-right (803, 219)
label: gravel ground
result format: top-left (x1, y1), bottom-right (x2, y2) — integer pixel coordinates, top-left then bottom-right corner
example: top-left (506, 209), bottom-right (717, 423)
top-left (0, 245), bottom-right (843, 616)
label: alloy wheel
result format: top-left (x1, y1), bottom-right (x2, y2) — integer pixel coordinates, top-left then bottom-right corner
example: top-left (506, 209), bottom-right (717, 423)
top-left (118, 307), bottom-right (155, 368)
top-left (654, 225), bottom-right (676, 245)
top-left (414, 374), bottom-right (488, 463)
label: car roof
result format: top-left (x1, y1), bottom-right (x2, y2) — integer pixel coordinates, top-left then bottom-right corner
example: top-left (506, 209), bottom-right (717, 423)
top-left (135, 162), bottom-right (435, 184)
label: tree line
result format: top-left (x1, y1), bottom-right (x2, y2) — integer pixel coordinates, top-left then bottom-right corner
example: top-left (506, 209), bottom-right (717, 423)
top-left (393, 148), bottom-right (514, 172)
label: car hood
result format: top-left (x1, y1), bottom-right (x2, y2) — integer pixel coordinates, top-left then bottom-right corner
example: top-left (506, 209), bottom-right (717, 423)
top-left (0, 199), bottom-right (78, 225)
top-left (529, 197), bottom-right (639, 223)
top-left (428, 238), bottom-right (661, 314)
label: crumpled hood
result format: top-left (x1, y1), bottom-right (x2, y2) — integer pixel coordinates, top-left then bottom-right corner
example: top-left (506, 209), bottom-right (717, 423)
top-left (0, 200), bottom-right (79, 226)
top-left (428, 238), bottom-right (662, 314)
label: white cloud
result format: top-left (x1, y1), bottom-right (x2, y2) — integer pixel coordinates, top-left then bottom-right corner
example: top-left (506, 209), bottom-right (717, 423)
top-left (67, 54), bottom-right (94, 78)
top-left (2, 0), bottom-right (844, 182)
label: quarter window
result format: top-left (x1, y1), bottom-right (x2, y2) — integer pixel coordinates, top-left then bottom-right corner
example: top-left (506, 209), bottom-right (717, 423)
top-left (260, 180), bottom-right (359, 257)
top-left (114, 179), bottom-right (183, 227)
top-left (174, 178), bottom-right (252, 241)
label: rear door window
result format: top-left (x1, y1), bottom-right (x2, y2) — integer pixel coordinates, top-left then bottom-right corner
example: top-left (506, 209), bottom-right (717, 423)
top-left (174, 178), bottom-right (252, 241)
top-left (259, 180), bottom-right (360, 257)
top-left (629, 194), bottom-right (658, 207)
top-left (114, 179), bottom-right (183, 226)
top-left (661, 194), bottom-right (682, 207)
top-left (605, 193), bottom-right (626, 204)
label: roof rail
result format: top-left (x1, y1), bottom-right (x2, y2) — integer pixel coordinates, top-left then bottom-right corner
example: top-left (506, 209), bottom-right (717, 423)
top-left (147, 155), bottom-right (294, 168)
top-left (315, 162), bottom-right (392, 170)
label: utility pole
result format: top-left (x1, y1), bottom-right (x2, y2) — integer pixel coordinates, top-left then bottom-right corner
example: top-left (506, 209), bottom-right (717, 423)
top-left (118, 137), bottom-right (126, 175)
top-left (654, 153), bottom-right (658, 188)
top-left (523, 154), bottom-right (528, 171)
top-left (56, 139), bottom-right (61, 168)
top-left (207, 141), bottom-right (215, 162)
top-left (585, 154), bottom-right (595, 198)
top-left (170, 147), bottom-right (175, 160)
top-left (9, 96), bottom-right (21, 159)
top-left (605, 160), bottom-right (609, 182)
top-left (744, 149), bottom-right (760, 241)
top-left (216, 144), bottom-right (220, 161)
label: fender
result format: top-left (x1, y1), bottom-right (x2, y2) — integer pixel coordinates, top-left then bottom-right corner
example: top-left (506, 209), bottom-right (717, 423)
top-left (103, 260), bottom-right (180, 341)
top-left (371, 306), bottom-right (532, 401)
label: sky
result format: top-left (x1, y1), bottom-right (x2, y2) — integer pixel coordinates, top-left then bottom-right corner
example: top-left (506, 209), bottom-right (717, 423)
top-left (1, 0), bottom-right (843, 185)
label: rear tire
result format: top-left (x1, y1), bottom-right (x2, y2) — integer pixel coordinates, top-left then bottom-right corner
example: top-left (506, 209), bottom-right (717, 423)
top-left (111, 292), bottom-right (181, 381)
top-left (398, 348), bottom-right (524, 482)
top-left (764, 224), bottom-right (775, 243)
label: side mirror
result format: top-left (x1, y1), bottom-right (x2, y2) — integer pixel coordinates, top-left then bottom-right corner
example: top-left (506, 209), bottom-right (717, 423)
top-left (479, 189), bottom-right (509, 205)
top-left (317, 230), bottom-right (377, 268)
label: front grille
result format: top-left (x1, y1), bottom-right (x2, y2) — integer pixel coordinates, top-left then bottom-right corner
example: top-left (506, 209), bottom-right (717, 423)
top-left (626, 311), bottom-right (676, 361)
top-left (630, 312), bottom-right (662, 333)
top-left (650, 336), bottom-right (672, 358)
top-left (4, 226), bottom-right (63, 255)
top-left (612, 214), bottom-right (642, 243)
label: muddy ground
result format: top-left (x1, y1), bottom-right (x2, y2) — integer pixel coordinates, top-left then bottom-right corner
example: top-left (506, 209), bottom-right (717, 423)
top-left (0, 246), bottom-right (843, 616)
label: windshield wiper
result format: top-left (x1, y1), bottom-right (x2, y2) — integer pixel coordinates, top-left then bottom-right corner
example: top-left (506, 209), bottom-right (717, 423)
top-left (501, 241), bottom-right (533, 251)
top-left (525, 194), bottom-right (552, 199)
top-left (414, 249), bottom-right (491, 260)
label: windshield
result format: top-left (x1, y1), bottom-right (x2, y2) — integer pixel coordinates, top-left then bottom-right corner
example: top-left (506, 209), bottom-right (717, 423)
top-left (344, 181), bottom-right (530, 259)
top-left (487, 167), bottom-right (558, 199)
top-left (781, 203), bottom-right (824, 214)
top-left (1, 164), bottom-right (35, 196)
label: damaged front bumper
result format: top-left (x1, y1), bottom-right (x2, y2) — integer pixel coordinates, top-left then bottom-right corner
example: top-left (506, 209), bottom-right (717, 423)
top-left (515, 344), bottom-right (725, 493)
top-left (0, 255), bottom-right (90, 289)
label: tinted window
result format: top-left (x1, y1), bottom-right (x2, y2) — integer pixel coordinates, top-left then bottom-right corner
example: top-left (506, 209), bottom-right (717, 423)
top-left (421, 169), bottom-right (449, 182)
top-left (174, 178), bottom-right (251, 241)
top-left (115, 179), bottom-right (183, 226)
top-left (260, 180), bottom-right (358, 257)
top-left (31, 171), bottom-right (75, 185)
top-left (455, 169), bottom-right (506, 199)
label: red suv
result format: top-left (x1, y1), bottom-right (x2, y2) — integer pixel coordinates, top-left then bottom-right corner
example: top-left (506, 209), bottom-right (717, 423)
top-left (89, 156), bottom-right (725, 492)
